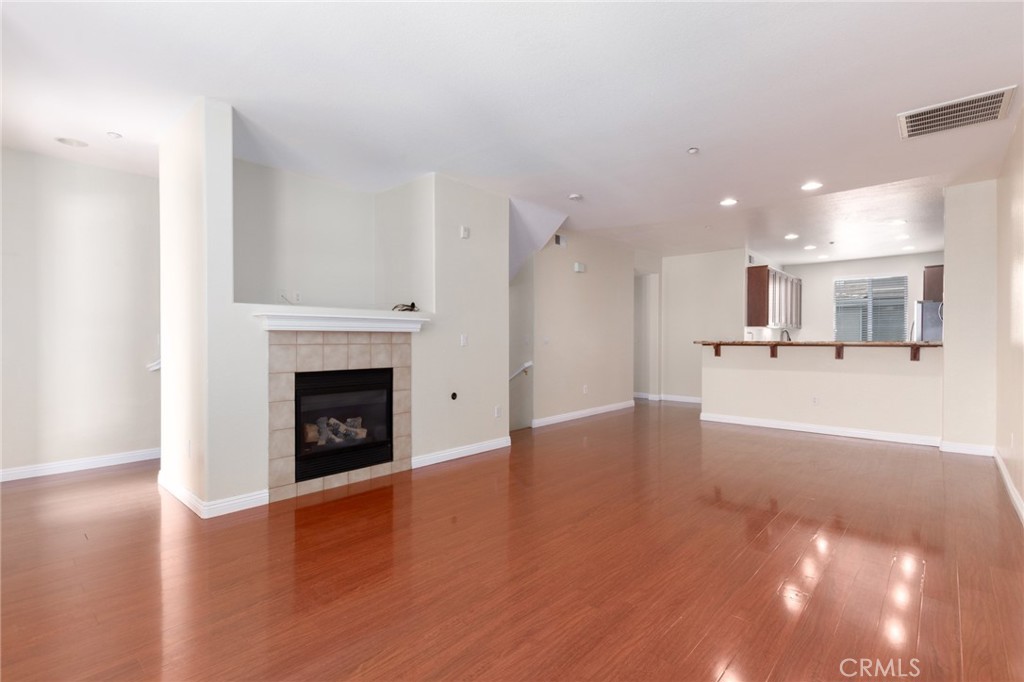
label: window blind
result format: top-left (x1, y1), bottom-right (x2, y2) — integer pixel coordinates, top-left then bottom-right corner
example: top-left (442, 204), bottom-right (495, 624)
top-left (834, 275), bottom-right (908, 342)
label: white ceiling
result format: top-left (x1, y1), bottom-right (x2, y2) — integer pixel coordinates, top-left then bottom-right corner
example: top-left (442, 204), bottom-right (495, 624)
top-left (3, 2), bottom-right (1022, 262)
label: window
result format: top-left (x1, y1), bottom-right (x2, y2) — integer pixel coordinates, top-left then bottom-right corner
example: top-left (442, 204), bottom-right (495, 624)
top-left (834, 276), bottom-right (908, 341)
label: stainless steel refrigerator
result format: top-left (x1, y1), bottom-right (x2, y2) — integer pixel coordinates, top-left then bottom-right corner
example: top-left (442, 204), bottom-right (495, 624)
top-left (913, 301), bottom-right (943, 341)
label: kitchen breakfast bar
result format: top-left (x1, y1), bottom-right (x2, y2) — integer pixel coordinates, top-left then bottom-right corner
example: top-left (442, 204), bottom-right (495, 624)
top-left (693, 341), bottom-right (944, 446)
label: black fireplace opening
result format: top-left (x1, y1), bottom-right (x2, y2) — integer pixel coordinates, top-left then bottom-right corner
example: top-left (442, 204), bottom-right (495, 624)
top-left (294, 368), bottom-right (393, 482)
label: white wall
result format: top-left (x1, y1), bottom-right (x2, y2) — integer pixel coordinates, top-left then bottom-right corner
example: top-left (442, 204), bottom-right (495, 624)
top-left (233, 159), bottom-right (375, 307)
top-left (412, 175), bottom-right (509, 454)
top-left (2, 148), bottom-right (160, 470)
top-left (509, 256), bottom-right (534, 430)
top-left (161, 99), bottom-right (272, 505)
top-left (701, 345), bottom-right (943, 441)
top-left (634, 248), bottom-right (662, 275)
top-left (661, 249), bottom-right (746, 400)
top-left (785, 252), bottom-right (944, 341)
top-left (159, 99), bottom-right (212, 497)
top-left (943, 181), bottom-right (998, 450)
top-left (533, 232), bottom-right (634, 420)
top-left (204, 106), bottom-right (272, 503)
top-left (996, 109), bottom-right (1024, 506)
top-left (163, 107), bottom-right (514, 510)
top-left (634, 274), bottom-right (660, 397)
top-left (374, 174), bottom-right (436, 312)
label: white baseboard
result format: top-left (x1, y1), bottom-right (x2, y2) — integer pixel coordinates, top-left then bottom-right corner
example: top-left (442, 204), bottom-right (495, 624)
top-left (1, 447), bottom-right (161, 482)
top-left (634, 392), bottom-right (661, 401)
top-left (412, 436), bottom-right (512, 469)
top-left (939, 441), bottom-right (996, 457)
top-left (531, 400), bottom-right (635, 428)
top-left (157, 470), bottom-right (269, 519)
top-left (661, 394), bottom-right (702, 404)
top-left (203, 489), bottom-right (269, 518)
top-left (994, 449), bottom-right (1024, 527)
top-left (699, 412), bottom-right (941, 447)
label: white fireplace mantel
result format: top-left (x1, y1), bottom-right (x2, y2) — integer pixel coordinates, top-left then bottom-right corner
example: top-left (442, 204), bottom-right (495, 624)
top-left (254, 310), bottom-right (430, 333)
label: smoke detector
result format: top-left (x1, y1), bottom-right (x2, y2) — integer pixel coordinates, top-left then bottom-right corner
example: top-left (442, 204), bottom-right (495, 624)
top-left (897, 86), bottom-right (1016, 139)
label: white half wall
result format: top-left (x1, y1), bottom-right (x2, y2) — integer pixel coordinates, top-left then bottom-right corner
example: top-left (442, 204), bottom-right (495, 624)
top-left (661, 249), bottom-right (746, 399)
top-left (2, 148), bottom-right (160, 469)
top-left (701, 345), bottom-right (943, 442)
top-left (533, 232), bottom-right (634, 422)
top-left (233, 159), bottom-right (375, 308)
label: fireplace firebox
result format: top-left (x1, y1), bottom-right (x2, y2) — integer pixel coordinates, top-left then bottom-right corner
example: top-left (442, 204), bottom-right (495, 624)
top-left (294, 368), bottom-right (393, 482)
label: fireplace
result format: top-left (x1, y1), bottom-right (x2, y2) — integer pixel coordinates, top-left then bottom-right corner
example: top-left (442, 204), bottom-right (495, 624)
top-left (266, 329), bottom-right (413, 503)
top-left (294, 368), bottom-right (393, 482)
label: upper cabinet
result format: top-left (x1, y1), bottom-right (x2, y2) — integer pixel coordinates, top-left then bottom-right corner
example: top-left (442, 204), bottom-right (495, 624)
top-left (746, 265), bottom-right (802, 328)
top-left (923, 264), bottom-right (944, 302)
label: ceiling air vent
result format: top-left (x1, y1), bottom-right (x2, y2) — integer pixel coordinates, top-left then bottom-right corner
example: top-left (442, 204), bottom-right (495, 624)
top-left (897, 86), bottom-right (1016, 139)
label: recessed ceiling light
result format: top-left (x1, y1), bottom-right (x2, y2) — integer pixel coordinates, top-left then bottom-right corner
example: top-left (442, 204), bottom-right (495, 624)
top-left (687, 146), bottom-right (700, 155)
top-left (902, 245), bottom-right (916, 251)
top-left (889, 219), bottom-right (907, 226)
top-left (784, 233), bottom-right (799, 240)
top-left (568, 193), bottom-right (583, 201)
top-left (801, 181), bottom-right (823, 191)
top-left (106, 131), bottom-right (123, 140)
top-left (720, 198), bottom-right (738, 207)
top-left (804, 245), bottom-right (817, 250)
top-left (55, 137), bottom-right (88, 148)
top-left (818, 255), bottom-right (829, 260)
top-left (895, 234), bottom-right (910, 240)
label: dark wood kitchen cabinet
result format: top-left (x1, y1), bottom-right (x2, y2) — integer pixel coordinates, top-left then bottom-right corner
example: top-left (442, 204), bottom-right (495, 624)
top-left (747, 265), bottom-right (802, 328)
top-left (923, 264), bottom-right (944, 302)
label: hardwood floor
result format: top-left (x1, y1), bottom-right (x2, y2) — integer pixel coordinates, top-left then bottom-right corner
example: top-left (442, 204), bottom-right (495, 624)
top-left (3, 402), bottom-right (1022, 681)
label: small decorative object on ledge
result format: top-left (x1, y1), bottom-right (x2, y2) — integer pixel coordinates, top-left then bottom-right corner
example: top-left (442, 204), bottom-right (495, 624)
top-left (392, 302), bottom-right (419, 312)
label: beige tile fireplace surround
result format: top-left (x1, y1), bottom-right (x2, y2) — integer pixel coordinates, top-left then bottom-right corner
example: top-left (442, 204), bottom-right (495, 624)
top-left (267, 330), bottom-right (412, 502)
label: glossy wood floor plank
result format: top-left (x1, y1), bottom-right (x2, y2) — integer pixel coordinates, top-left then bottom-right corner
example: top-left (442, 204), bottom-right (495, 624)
top-left (3, 403), bottom-right (1022, 681)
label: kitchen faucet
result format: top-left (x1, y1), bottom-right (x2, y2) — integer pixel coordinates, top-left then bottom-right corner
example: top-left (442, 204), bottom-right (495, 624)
top-left (781, 329), bottom-right (791, 342)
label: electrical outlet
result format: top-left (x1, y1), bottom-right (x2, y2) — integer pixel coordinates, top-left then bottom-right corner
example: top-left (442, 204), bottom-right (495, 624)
top-left (812, 396), bottom-right (820, 406)
top-left (293, 292), bottom-right (302, 304)
top-left (460, 333), bottom-right (468, 347)
top-left (583, 384), bottom-right (589, 394)
top-left (460, 225), bottom-right (471, 239)
top-left (494, 405), bottom-right (502, 418)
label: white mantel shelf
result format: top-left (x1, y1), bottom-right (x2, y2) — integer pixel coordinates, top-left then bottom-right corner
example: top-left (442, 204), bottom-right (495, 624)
top-left (255, 310), bottom-right (430, 333)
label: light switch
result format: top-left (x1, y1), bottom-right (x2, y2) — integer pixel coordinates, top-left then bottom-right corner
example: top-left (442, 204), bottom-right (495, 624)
top-left (460, 225), bottom-right (470, 239)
